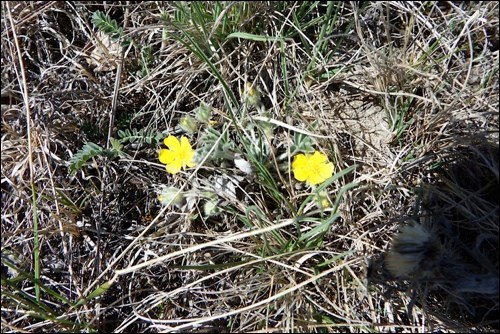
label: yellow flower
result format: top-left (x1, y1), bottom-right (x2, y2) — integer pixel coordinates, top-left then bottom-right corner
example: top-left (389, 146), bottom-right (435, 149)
top-left (291, 151), bottom-right (334, 185)
top-left (158, 135), bottom-right (196, 174)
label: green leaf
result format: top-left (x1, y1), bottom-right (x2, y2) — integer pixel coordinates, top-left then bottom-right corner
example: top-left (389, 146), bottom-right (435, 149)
top-left (298, 212), bottom-right (340, 247)
top-left (91, 10), bottom-right (124, 42)
top-left (297, 164), bottom-right (358, 215)
top-left (117, 128), bottom-right (163, 146)
top-left (69, 142), bottom-right (104, 174)
top-left (74, 280), bottom-right (114, 307)
top-left (110, 138), bottom-right (123, 152)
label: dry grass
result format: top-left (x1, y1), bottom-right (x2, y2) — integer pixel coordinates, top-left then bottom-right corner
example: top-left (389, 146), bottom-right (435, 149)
top-left (1, 1), bottom-right (498, 333)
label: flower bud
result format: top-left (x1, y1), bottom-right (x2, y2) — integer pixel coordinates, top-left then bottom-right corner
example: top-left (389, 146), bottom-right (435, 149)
top-left (243, 82), bottom-right (261, 106)
top-left (195, 103), bottom-right (212, 123)
top-left (179, 115), bottom-right (198, 133)
top-left (157, 186), bottom-right (185, 208)
top-left (316, 190), bottom-right (331, 209)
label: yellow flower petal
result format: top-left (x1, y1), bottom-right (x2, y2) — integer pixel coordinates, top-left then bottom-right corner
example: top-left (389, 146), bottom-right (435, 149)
top-left (180, 136), bottom-right (196, 167)
top-left (159, 149), bottom-right (175, 164)
top-left (164, 135), bottom-right (181, 151)
top-left (292, 154), bottom-right (309, 182)
top-left (165, 159), bottom-right (183, 174)
top-left (308, 158), bottom-right (333, 185)
top-left (310, 151), bottom-right (327, 164)
top-left (307, 173), bottom-right (325, 185)
top-left (319, 162), bottom-right (334, 179)
top-left (179, 136), bottom-right (193, 151)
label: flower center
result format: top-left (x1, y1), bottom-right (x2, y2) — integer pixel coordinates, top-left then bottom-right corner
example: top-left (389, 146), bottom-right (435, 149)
top-left (178, 150), bottom-right (188, 161)
top-left (310, 164), bottom-right (321, 176)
